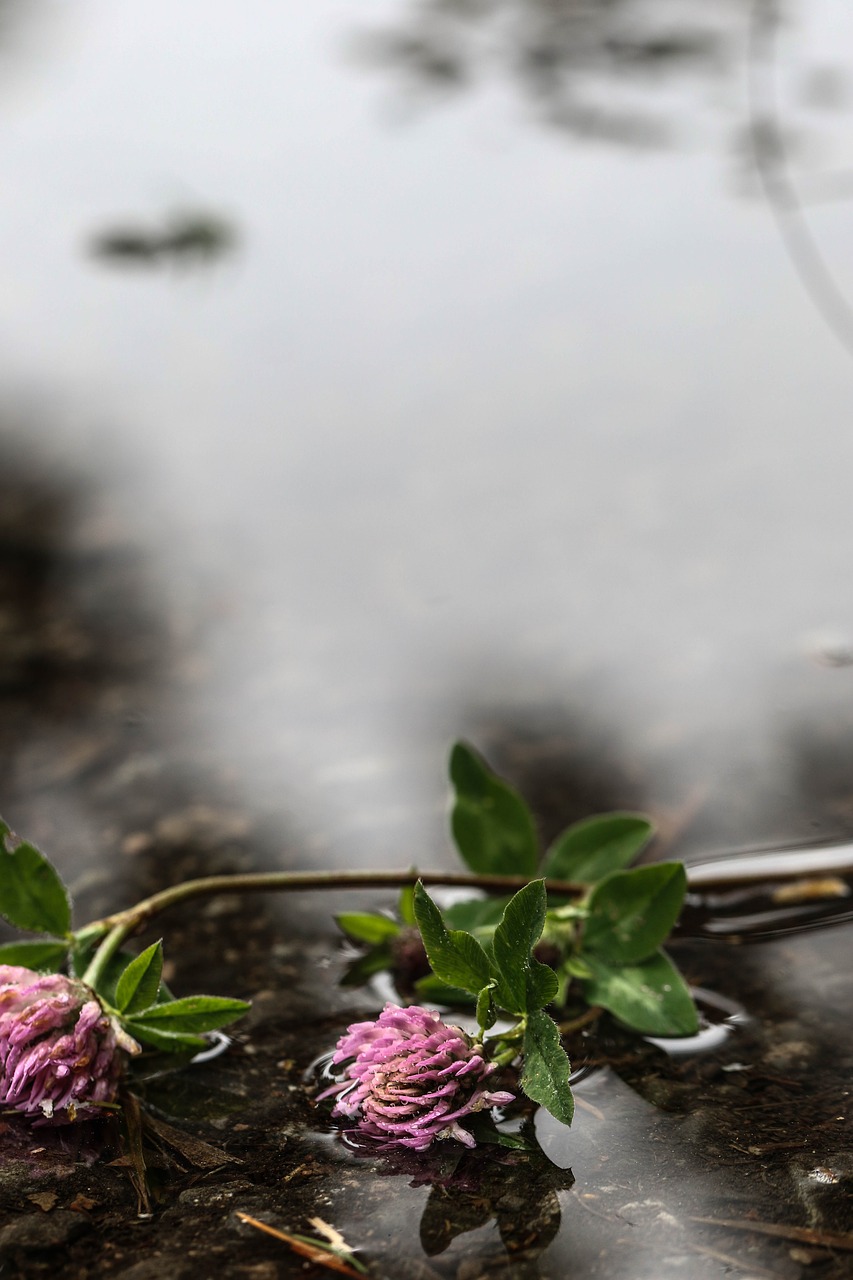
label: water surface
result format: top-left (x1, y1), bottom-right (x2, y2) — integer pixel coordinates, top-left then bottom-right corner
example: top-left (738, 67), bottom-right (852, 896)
top-left (0, 2), bottom-right (851, 1276)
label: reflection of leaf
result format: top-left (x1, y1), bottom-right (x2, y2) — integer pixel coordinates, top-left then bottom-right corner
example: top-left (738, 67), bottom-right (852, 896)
top-left (420, 1182), bottom-right (493, 1255)
top-left (498, 1186), bottom-right (562, 1256)
top-left (358, 3), bottom-right (726, 150)
top-left (89, 211), bottom-right (236, 269)
top-left (415, 1139), bottom-right (574, 1259)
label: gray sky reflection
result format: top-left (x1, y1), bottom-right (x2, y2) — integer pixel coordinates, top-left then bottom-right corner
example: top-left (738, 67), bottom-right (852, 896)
top-left (0, 0), bottom-right (853, 868)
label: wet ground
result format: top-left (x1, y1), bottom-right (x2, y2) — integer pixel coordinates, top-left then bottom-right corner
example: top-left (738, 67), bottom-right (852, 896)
top-left (1, 1), bottom-right (853, 1277)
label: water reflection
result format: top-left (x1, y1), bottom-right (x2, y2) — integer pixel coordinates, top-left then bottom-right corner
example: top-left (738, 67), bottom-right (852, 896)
top-left (323, 1124), bottom-right (575, 1278)
top-left (89, 210), bottom-right (238, 270)
top-left (358, 0), bottom-right (853, 364)
top-left (355, 0), bottom-right (738, 144)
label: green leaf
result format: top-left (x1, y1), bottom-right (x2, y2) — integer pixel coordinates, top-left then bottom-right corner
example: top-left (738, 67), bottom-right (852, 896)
top-left (476, 983), bottom-right (497, 1030)
top-left (449, 742), bottom-right (538, 877)
top-left (114, 941), bottom-right (164, 1015)
top-left (520, 1008), bottom-right (574, 1127)
top-left (335, 912), bottom-right (400, 944)
top-left (414, 974), bottom-right (475, 1006)
top-left (0, 939), bottom-right (69, 971)
top-left (339, 945), bottom-right (394, 988)
top-left (398, 884), bottom-right (417, 926)
top-left (542, 813), bottom-right (654, 883)
top-left (443, 896), bottom-right (509, 932)
top-left (413, 881), bottom-right (492, 995)
top-left (583, 863), bottom-right (687, 964)
top-left (124, 1022), bottom-right (209, 1053)
top-left (0, 820), bottom-right (71, 937)
top-left (564, 954), bottom-right (593, 980)
top-left (71, 943), bottom-right (176, 1008)
top-left (526, 963), bottom-right (559, 1010)
top-left (125, 994), bottom-right (250, 1034)
top-left (581, 949), bottom-right (699, 1036)
top-left (492, 881), bottom-right (555, 1015)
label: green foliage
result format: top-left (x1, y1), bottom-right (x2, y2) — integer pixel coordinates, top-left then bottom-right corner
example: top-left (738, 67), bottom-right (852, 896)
top-left (0, 740), bottom-right (703, 1146)
top-left (476, 982), bottom-right (497, 1030)
top-left (583, 863), bottom-right (687, 964)
top-left (414, 974), bottom-right (476, 1005)
top-left (124, 994), bottom-right (251, 1052)
top-left (443, 896), bottom-right (510, 931)
top-left (114, 941), bottom-right (165, 1015)
top-left (492, 881), bottom-right (556, 1015)
top-left (125, 994), bottom-right (251, 1032)
top-left (340, 945), bottom-right (396, 987)
top-left (581, 949), bottom-right (698, 1036)
top-left (0, 817), bottom-right (252, 1060)
top-left (336, 912), bottom-right (400, 944)
top-left (415, 879), bottom-right (557, 1018)
top-left (449, 742), bottom-right (538, 876)
top-left (520, 1009), bottom-right (574, 1127)
top-left (337, 745), bottom-right (698, 1063)
top-left (542, 813), bottom-right (654, 882)
top-left (413, 880), bottom-right (574, 1125)
top-left (338, 743), bottom-right (700, 1135)
top-left (0, 819), bottom-right (71, 938)
top-left (0, 939), bottom-right (70, 971)
top-left (413, 881), bottom-right (493, 994)
top-left (398, 884), bottom-right (417, 925)
top-left (122, 1021), bottom-right (209, 1052)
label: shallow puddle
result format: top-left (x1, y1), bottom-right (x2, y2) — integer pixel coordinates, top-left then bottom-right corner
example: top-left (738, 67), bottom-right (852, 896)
top-left (0, 1), bottom-right (852, 1275)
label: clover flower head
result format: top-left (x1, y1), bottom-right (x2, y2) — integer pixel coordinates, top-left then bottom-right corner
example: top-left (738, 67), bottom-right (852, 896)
top-left (0, 966), bottom-right (137, 1122)
top-left (319, 1003), bottom-right (515, 1150)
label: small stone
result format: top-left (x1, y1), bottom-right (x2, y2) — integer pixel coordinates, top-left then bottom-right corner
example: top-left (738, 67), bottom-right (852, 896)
top-left (0, 1211), bottom-right (89, 1254)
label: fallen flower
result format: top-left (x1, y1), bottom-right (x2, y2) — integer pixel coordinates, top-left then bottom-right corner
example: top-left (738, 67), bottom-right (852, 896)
top-left (319, 1003), bottom-right (515, 1150)
top-left (0, 966), bottom-right (138, 1121)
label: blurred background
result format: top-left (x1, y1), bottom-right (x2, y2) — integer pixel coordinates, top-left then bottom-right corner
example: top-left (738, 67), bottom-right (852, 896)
top-left (2, 0), bottom-right (853, 881)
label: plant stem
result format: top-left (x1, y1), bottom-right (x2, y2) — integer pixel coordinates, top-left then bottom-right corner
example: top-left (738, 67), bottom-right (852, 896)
top-left (81, 921), bottom-right (136, 989)
top-left (77, 845), bottom-right (853, 986)
top-left (81, 869), bottom-right (587, 942)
